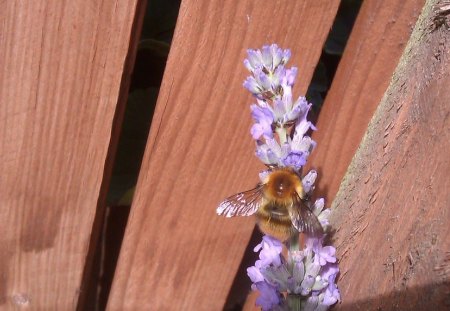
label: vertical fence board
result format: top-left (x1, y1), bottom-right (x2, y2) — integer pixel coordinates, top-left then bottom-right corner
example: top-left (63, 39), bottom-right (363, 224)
top-left (0, 0), bottom-right (140, 309)
top-left (331, 0), bottom-right (450, 309)
top-left (306, 0), bottom-right (425, 203)
top-left (107, 0), bottom-right (341, 310)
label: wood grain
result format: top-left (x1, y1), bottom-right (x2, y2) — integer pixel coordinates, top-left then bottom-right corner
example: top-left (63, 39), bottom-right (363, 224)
top-left (106, 0), bottom-right (341, 310)
top-left (306, 0), bottom-right (425, 204)
top-left (330, 0), bottom-right (450, 309)
top-left (0, 0), bottom-right (141, 309)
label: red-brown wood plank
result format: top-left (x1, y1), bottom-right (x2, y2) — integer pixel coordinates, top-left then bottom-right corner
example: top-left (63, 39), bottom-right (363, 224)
top-left (330, 0), bottom-right (450, 309)
top-left (307, 0), bottom-right (425, 203)
top-left (0, 0), bottom-right (141, 309)
top-left (107, 1), bottom-right (341, 310)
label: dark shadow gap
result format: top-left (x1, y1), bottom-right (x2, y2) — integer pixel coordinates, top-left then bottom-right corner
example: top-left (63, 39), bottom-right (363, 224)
top-left (222, 1), bottom-right (364, 310)
top-left (307, 0), bottom-right (363, 123)
top-left (79, 0), bottom-right (182, 310)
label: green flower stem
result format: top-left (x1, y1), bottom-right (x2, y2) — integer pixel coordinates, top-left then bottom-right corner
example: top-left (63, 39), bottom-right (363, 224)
top-left (287, 294), bottom-right (302, 311)
top-left (275, 126), bottom-right (288, 144)
top-left (289, 232), bottom-right (299, 252)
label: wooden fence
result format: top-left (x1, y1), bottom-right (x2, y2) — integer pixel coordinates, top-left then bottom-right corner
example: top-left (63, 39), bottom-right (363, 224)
top-left (0, 0), bottom-right (448, 310)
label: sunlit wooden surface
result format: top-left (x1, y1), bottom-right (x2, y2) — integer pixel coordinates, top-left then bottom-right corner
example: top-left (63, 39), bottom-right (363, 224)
top-left (0, 0), bottom-right (141, 309)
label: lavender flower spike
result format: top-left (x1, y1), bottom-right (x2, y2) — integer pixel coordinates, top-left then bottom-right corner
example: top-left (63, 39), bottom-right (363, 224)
top-left (244, 44), bottom-right (291, 73)
top-left (239, 44), bottom-right (340, 310)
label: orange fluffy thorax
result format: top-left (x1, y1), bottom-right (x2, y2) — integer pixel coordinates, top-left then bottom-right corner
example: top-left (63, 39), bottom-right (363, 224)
top-left (263, 168), bottom-right (303, 204)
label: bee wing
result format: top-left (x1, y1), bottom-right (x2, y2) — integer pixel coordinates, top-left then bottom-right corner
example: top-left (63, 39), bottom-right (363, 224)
top-left (216, 184), bottom-right (264, 217)
top-left (288, 195), bottom-right (324, 236)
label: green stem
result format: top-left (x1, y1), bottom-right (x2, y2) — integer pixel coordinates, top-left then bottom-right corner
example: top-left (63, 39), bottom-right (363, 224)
top-left (275, 126), bottom-right (287, 144)
top-left (287, 294), bottom-right (302, 311)
top-left (289, 232), bottom-right (299, 252)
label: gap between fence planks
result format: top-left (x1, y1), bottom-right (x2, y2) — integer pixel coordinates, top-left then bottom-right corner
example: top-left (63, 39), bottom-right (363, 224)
top-left (330, 0), bottom-right (450, 309)
top-left (0, 0), bottom-right (141, 309)
top-left (243, 0), bottom-right (425, 309)
top-left (106, 0), bottom-right (341, 310)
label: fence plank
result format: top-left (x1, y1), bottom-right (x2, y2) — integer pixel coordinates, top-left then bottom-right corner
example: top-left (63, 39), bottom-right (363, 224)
top-left (0, 0), bottom-right (141, 309)
top-left (330, 0), bottom-right (450, 309)
top-left (306, 0), bottom-right (425, 203)
top-left (107, 0), bottom-right (341, 310)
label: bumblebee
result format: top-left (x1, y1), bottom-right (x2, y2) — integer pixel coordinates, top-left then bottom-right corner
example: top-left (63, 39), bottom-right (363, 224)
top-left (217, 167), bottom-right (323, 241)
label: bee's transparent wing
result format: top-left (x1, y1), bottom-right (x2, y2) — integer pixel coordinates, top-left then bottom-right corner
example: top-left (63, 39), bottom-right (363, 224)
top-left (288, 195), bottom-right (324, 235)
top-left (216, 184), bottom-right (264, 217)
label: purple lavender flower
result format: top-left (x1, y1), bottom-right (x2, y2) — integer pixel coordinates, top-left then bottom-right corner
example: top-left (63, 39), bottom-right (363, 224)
top-left (244, 44), bottom-right (291, 74)
top-left (250, 104), bottom-right (274, 139)
top-left (249, 233), bottom-right (339, 310)
top-left (254, 281), bottom-right (282, 311)
top-left (241, 45), bottom-right (340, 310)
top-left (307, 265), bottom-right (341, 311)
top-left (247, 266), bottom-right (265, 283)
top-left (243, 69), bottom-right (272, 97)
top-left (301, 261), bottom-right (322, 295)
top-left (262, 263), bottom-right (291, 291)
top-left (304, 295), bottom-right (320, 311)
top-left (254, 235), bottom-right (283, 268)
top-left (302, 170), bottom-right (318, 194)
top-left (282, 151), bottom-right (307, 170)
top-left (247, 236), bottom-right (285, 310)
top-left (243, 44), bottom-right (297, 101)
top-left (255, 138), bottom-right (289, 167)
top-left (321, 270), bottom-right (341, 306)
top-left (312, 198), bottom-right (331, 229)
top-left (305, 237), bottom-right (337, 266)
top-left (293, 98), bottom-right (316, 135)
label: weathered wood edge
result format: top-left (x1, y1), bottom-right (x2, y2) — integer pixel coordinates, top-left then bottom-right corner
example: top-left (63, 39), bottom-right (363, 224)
top-left (75, 0), bottom-right (148, 309)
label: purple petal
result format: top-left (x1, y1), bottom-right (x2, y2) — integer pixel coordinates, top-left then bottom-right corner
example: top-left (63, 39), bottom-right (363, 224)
top-left (251, 105), bottom-right (274, 123)
top-left (256, 70), bottom-right (271, 90)
top-left (253, 235), bottom-right (283, 268)
top-left (247, 266), bottom-right (265, 283)
top-left (318, 209), bottom-right (331, 227)
top-left (243, 59), bottom-right (254, 72)
top-left (250, 123), bottom-right (265, 140)
top-left (303, 295), bottom-right (319, 311)
top-left (312, 198), bottom-right (325, 215)
top-left (273, 98), bottom-right (286, 119)
top-left (270, 44), bottom-right (283, 68)
top-left (302, 170), bottom-right (317, 193)
top-left (285, 67), bottom-right (298, 85)
top-left (247, 49), bottom-right (262, 68)
top-left (320, 246), bottom-right (337, 265)
top-left (254, 282), bottom-right (281, 311)
top-left (261, 45), bottom-right (273, 69)
top-left (272, 65), bottom-right (285, 87)
top-left (301, 275), bottom-right (315, 295)
top-left (322, 274), bottom-right (340, 307)
top-left (320, 264), bottom-right (339, 281)
top-left (283, 151), bottom-right (306, 170)
top-left (282, 49), bottom-right (291, 64)
top-left (250, 105), bottom-right (274, 139)
top-left (291, 261), bottom-right (305, 292)
top-left (243, 76), bottom-right (261, 94)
